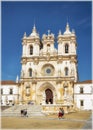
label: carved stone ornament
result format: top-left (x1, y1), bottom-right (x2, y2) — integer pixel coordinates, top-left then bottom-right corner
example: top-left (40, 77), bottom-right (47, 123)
top-left (34, 58), bottom-right (39, 65)
top-left (22, 58), bottom-right (27, 64)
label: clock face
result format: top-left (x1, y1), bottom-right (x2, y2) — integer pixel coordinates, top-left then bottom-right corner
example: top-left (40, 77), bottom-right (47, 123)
top-left (42, 64), bottom-right (54, 76)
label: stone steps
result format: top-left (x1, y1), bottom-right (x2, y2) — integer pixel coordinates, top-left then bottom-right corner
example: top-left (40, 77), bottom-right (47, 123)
top-left (1, 105), bottom-right (45, 117)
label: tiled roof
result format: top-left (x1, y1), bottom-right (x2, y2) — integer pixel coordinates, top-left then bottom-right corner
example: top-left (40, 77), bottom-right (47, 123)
top-left (1, 80), bottom-right (18, 85)
top-left (76, 80), bottom-right (93, 84)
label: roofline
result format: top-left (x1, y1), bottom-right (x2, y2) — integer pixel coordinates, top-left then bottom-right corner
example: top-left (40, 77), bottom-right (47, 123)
top-left (75, 80), bottom-right (93, 84)
top-left (1, 80), bottom-right (19, 85)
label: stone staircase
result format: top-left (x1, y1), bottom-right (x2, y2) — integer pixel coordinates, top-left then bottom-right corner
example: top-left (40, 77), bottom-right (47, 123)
top-left (1, 104), bottom-right (46, 117)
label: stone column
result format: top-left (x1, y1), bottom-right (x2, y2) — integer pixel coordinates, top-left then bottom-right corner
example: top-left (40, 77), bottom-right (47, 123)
top-left (31, 83), bottom-right (37, 104)
top-left (42, 91), bottom-right (46, 105)
top-left (53, 92), bottom-right (57, 104)
top-left (57, 83), bottom-right (61, 100)
top-left (22, 44), bottom-right (26, 56)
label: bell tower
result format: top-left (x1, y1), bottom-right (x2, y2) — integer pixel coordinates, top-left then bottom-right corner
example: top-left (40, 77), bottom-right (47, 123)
top-left (57, 22), bottom-right (78, 82)
top-left (19, 25), bottom-right (40, 103)
top-left (22, 24), bottom-right (40, 57)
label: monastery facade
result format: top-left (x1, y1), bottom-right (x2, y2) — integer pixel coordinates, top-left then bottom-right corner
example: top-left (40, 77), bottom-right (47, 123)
top-left (1, 23), bottom-right (93, 112)
top-left (20, 23), bottom-right (77, 106)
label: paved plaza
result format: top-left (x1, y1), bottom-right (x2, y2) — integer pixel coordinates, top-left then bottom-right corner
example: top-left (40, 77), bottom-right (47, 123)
top-left (1, 110), bottom-right (92, 129)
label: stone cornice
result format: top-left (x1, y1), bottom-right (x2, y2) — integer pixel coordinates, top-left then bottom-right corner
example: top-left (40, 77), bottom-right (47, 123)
top-left (21, 54), bottom-right (77, 64)
top-left (20, 76), bottom-right (75, 83)
top-left (22, 38), bottom-right (40, 45)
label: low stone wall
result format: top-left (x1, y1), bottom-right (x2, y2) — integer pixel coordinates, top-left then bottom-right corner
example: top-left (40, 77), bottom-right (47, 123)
top-left (42, 104), bottom-right (74, 114)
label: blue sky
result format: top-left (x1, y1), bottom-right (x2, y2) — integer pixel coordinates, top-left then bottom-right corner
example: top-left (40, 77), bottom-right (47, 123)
top-left (1, 1), bottom-right (92, 81)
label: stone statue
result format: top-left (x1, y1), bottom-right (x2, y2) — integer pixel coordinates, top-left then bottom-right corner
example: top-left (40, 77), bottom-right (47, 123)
top-left (64, 87), bottom-right (68, 97)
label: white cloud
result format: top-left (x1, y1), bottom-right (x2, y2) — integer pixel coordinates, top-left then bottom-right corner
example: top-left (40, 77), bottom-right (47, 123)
top-left (77, 18), bottom-right (91, 28)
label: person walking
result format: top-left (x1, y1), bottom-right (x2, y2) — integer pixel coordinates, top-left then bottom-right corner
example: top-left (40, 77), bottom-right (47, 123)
top-left (21, 109), bottom-right (24, 117)
top-left (24, 109), bottom-right (28, 117)
top-left (58, 108), bottom-right (62, 119)
top-left (61, 108), bottom-right (64, 118)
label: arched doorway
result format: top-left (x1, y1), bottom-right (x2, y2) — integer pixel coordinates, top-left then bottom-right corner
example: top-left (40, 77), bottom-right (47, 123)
top-left (45, 89), bottom-right (53, 104)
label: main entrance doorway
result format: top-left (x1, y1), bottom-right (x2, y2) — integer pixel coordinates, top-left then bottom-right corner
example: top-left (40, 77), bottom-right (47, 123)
top-left (45, 89), bottom-right (53, 104)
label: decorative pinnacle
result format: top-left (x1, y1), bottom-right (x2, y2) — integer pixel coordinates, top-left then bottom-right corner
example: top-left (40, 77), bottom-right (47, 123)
top-left (32, 24), bottom-right (37, 33)
top-left (66, 22), bottom-right (70, 31)
top-left (59, 30), bottom-right (62, 35)
top-left (48, 30), bottom-right (50, 35)
top-left (64, 22), bottom-right (71, 35)
top-left (23, 32), bottom-right (26, 37)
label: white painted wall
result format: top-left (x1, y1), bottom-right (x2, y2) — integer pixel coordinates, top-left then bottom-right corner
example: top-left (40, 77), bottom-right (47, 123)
top-left (74, 83), bottom-right (93, 110)
top-left (1, 84), bottom-right (19, 106)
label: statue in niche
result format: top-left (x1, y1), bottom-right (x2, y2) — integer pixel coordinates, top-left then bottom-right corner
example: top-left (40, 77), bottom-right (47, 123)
top-left (64, 87), bottom-right (68, 97)
top-left (26, 86), bottom-right (30, 96)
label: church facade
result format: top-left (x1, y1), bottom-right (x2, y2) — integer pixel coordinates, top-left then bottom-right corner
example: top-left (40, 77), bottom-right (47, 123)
top-left (19, 23), bottom-right (78, 111)
top-left (1, 23), bottom-right (93, 112)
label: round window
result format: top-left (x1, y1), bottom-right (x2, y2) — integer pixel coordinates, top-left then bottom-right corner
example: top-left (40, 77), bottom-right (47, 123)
top-left (46, 68), bottom-right (51, 74)
top-left (41, 64), bottom-right (54, 76)
top-left (42, 64), bottom-right (54, 76)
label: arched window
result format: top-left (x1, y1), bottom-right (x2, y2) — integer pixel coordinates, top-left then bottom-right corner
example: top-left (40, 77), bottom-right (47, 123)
top-left (65, 44), bottom-right (69, 53)
top-left (30, 45), bottom-right (33, 55)
top-left (65, 67), bottom-right (68, 76)
top-left (29, 68), bottom-right (32, 77)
